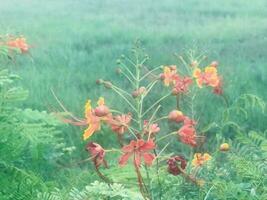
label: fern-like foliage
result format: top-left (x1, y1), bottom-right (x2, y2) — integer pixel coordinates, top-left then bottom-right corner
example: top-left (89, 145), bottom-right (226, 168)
top-left (0, 65), bottom-right (66, 199)
top-left (36, 181), bottom-right (143, 200)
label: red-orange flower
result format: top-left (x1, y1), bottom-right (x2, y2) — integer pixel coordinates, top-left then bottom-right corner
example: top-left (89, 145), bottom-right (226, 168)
top-left (109, 113), bottom-right (132, 135)
top-left (6, 37), bottom-right (29, 53)
top-left (193, 66), bottom-right (220, 88)
top-left (183, 116), bottom-right (197, 126)
top-left (172, 76), bottom-right (193, 94)
top-left (178, 124), bottom-right (197, 147)
top-left (119, 139), bottom-right (156, 167)
top-left (160, 66), bottom-right (179, 86)
top-left (83, 97), bottom-right (111, 140)
top-left (86, 142), bottom-right (108, 168)
top-left (192, 153), bottom-right (211, 167)
top-left (62, 97), bottom-right (111, 140)
top-left (167, 155), bottom-right (187, 175)
top-left (143, 120), bottom-right (160, 135)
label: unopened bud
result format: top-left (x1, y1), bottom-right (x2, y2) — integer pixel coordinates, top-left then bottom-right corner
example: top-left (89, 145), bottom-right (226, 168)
top-left (169, 65), bottom-right (177, 71)
top-left (210, 61), bottom-right (219, 68)
top-left (116, 59), bottom-right (121, 64)
top-left (220, 143), bottom-right (230, 152)
top-left (116, 68), bottom-right (122, 74)
top-left (94, 105), bottom-right (110, 117)
top-left (191, 60), bottom-right (198, 67)
top-left (132, 90), bottom-right (139, 98)
top-left (168, 110), bottom-right (184, 123)
top-left (138, 86), bottom-right (146, 95)
top-left (96, 79), bottom-right (103, 85)
top-left (104, 81), bottom-right (112, 89)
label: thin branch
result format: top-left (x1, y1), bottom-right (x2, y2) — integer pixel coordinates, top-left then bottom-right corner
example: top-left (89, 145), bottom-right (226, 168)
top-left (142, 92), bottom-right (171, 117)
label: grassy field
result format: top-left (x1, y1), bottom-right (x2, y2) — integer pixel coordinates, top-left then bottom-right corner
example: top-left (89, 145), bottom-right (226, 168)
top-left (0, 0), bottom-right (266, 113)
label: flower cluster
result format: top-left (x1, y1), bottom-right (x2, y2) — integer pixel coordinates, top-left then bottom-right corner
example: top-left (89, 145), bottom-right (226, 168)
top-left (59, 49), bottom-right (225, 198)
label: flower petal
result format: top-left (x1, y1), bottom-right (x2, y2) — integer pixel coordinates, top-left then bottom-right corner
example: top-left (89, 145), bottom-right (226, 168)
top-left (139, 140), bottom-right (156, 151)
top-left (143, 153), bottom-right (155, 166)
top-left (119, 152), bottom-right (132, 166)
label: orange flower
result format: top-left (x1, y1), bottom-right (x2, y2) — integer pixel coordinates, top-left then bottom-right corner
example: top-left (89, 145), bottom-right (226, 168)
top-left (192, 153), bottom-right (211, 167)
top-left (83, 97), bottom-right (111, 140)
top-left (109, 113), bottom-right (132, 135)
top-left (193, 66), bottom-right (219, 88)
top-left (6, 37), bottom-right (29, 53)
top-left (160, 65), bottom-right (179, 86)
top-left (119, 139), bottom-right (156, 167)
top-left (172, 76), bottom-right (193, 94)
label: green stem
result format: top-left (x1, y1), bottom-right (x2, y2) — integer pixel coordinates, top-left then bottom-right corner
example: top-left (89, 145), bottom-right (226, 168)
top-left (157, 132), bottom-right (177, 142)
top-left (142, 93), bottom-right (171, 117)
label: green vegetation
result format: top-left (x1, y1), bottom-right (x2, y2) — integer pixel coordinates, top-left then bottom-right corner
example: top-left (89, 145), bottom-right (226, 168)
top-left (0, 0), bottom-right (266, 199)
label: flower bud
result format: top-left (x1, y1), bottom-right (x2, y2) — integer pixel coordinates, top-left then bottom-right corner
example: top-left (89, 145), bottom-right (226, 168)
top-left (96, 79), bottom-right (103, 85)
top-left (210, 61), bottom-right (219, 68)
top-left (116, 59), bottom-right (121, 64)
top-left (132, 90), bottom-right (139, 98)
top-left (169, 65), bottom-right (177, 71)
top-left (159, 73), bottom-right (165, 80)
top-left (104, 81), bottom-right (112, 89)
top-left (168, 110), bottom-right (184, 123)
top-left (116, 68), bottom-right (122, 74)
top-left (94, 105), bottom-right (110, 117)
top-left (191, 60), bottom-right (198, 67)
top-left (138, 87), bottom-right (146, 95)
top-left (220, 143), bottom-right (230, 152)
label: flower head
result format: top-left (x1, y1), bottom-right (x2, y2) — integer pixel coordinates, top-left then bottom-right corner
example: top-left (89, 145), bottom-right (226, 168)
top-left (167, 155), bottom-right (187, 176)
top-left (192, 153), bottom-right (211, 167)
top-left (119, 139), bottom-right (156, 167)
top-left (6, 37), bottom-right (29, 53)
top-left (109, 113), bottom-right (132, 135)
top-left (160, 66), bottom-right (179, 86)
top-left (178, 124), bottom-right (197, 147)
top-left (172, 76), bottom-right (192, 95)
top-left (83, 97), bottom-right (111, 140)
top-left (193, 66), bottom-right (220, 88)
top-left (86, 142), bottom-right (107, 168)
top-left (143, 120), bottom-right (160, 136)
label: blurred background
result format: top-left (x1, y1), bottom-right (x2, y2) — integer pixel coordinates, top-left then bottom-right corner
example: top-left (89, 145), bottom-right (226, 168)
top-left (1, 0), bottom-right (266, 112)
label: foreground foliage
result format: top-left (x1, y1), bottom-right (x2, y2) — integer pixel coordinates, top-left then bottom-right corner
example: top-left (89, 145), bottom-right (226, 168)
top-left (0, 37), bottom-right (266, 200)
